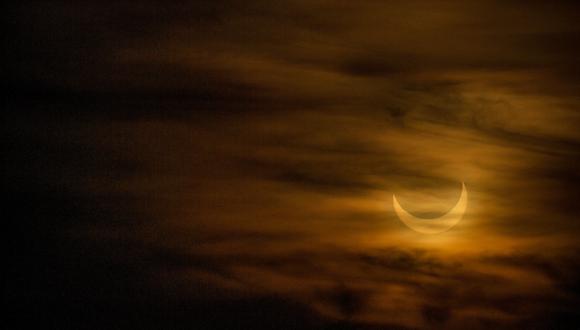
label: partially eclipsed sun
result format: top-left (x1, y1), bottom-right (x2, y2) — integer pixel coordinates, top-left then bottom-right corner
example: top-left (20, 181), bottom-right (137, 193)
top-left (393, 182), bottom-right (468, 234)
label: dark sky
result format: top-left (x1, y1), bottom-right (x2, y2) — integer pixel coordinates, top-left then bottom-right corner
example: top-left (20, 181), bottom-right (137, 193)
top-left (5, 1), bottom-right (580, 329)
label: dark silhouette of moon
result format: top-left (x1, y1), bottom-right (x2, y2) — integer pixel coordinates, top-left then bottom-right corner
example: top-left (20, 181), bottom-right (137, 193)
top-left (393, 182), bottom-right (467, 234)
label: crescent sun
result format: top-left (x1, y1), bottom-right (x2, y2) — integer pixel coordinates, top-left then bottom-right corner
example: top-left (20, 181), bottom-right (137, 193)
top-left (393, 182), bottom-right (467, 234)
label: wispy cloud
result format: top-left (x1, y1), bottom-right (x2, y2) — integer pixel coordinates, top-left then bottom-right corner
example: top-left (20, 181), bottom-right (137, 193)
top-left (6, 0), bottom-right (580, 328)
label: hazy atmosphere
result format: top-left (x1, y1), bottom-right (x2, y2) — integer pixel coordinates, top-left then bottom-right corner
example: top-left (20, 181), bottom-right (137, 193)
top-left (6, 1), bottom-right (580, 329)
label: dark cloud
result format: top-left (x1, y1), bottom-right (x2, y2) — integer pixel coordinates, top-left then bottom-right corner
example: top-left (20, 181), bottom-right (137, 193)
top-left (318, 284), bottom-right (371, 319)
top-left (6, 1), bottom-right (580, 329)
top-left (421, 304), bottom-right (451, 326)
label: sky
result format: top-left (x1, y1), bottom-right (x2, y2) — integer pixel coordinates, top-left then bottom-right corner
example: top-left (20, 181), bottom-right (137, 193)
top-left (5, 1), bottom-right (580, 329)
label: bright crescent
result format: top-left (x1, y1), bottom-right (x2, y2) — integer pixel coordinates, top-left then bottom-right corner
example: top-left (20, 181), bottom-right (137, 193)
top-left (393, 182), bottom-right (467, 234)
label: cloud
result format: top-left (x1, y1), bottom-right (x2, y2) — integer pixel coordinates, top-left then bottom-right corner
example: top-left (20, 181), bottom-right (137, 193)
top-left (6, 1), bottom-right (580, 329)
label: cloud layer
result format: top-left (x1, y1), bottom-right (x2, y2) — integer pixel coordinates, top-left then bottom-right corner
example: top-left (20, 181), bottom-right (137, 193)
top-left (6, 1), bottom-right (580, 329)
